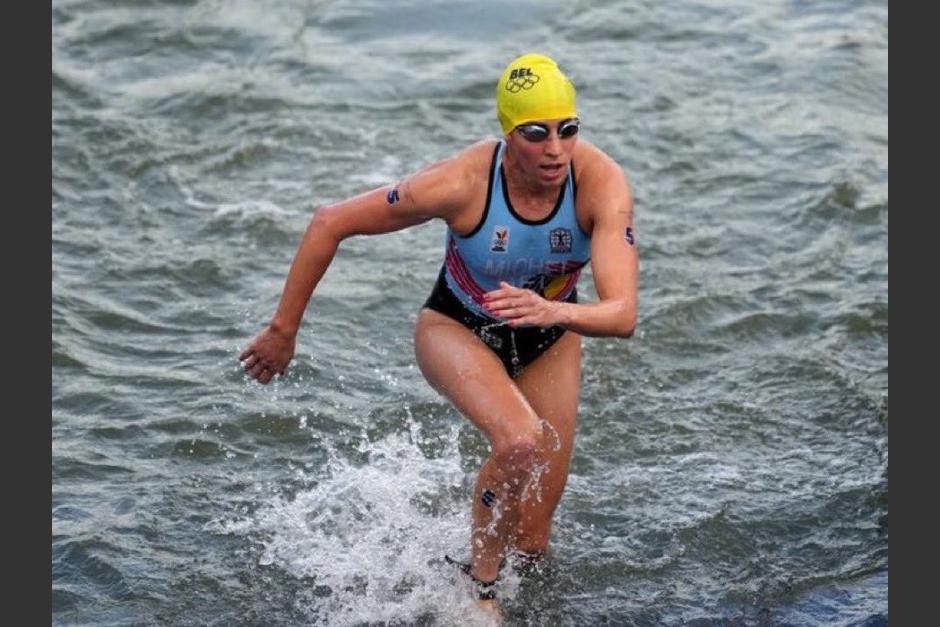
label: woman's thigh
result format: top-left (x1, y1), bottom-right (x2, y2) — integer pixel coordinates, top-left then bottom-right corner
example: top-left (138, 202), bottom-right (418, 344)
top-left (414, 309), bottom-right (541, 447)
top-left (515, 329), bottom-right (582, 458)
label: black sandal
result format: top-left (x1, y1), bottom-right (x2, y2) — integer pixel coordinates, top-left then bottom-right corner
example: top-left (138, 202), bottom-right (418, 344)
top-left (444, 555), bottom-right (498, 601)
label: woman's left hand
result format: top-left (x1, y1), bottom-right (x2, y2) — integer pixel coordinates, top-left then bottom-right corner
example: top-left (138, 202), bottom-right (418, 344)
top-left (483, 281), bottom-right (564, 328)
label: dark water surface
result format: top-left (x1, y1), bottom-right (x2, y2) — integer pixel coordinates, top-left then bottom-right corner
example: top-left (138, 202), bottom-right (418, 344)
top-left (53, 1), bottom-right (887, 624)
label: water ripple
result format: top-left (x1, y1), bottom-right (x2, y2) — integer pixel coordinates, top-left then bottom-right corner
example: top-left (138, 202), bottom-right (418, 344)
top-left (53, 0), bottom-right (887, 623)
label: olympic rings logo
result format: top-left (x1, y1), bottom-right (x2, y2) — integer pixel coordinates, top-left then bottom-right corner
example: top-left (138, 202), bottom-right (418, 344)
top-left (505, 68), bottom-right (540, 93)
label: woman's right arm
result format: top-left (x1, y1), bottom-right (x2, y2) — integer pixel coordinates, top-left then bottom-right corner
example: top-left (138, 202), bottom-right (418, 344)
top-left (239, 147), bottom-right (481, 383)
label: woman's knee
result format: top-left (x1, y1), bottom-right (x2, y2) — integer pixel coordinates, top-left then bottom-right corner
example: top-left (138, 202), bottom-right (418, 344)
top-left (491, 434), bottom-right (539, 479)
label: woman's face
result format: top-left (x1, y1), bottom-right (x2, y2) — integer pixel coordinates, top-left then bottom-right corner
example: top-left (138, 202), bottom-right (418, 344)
top-left (504, 118), bottom-right (579, 188)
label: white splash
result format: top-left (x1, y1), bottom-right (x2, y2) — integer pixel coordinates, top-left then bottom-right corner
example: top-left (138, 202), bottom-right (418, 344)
top-left (213, 423), bottom-right (511, 625)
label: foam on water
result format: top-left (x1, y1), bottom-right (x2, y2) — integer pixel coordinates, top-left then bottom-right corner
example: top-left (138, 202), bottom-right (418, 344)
top-left (211, 420), bottom-right (514, 625)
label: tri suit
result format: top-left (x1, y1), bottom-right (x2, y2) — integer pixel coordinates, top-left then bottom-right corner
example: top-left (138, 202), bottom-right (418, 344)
top-left (423, 140), bottom-right (591, 377)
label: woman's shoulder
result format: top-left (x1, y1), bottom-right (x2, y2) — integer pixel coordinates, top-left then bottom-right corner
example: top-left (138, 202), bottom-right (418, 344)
top-left (571, 140), bottom-right (632, 230)
top-left (427, 138), bottom-right (501, 191)
top-left (425, 138), bottom-right (499, 176)
top-left (572, 140), bottom-right (631, 193)
top-left (457, 137), bottom-right (502, 169)
top-left (573, 140), bottom-right (625, 176)
top-left (399, 139), bottom-right (500, 219)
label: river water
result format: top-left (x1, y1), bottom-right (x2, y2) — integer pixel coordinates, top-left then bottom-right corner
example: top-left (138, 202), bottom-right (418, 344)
top-left (52, 0), bottom-right (888, 624)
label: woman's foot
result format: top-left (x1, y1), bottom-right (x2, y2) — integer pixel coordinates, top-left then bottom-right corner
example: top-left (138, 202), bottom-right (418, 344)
top-left (445, 554), bottom-right (499, 600)
top-left (474, 597), bottom-right (503, 625)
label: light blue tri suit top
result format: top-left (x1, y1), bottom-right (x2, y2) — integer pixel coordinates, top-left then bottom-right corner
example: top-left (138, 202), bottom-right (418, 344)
top-left (443, 140), bottom-right (591, 319)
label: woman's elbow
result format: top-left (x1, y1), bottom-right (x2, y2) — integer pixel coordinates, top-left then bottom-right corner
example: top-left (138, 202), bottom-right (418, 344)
top-left (614, 308), bottom-right (637, 338)
top-left (615, 320), bottom-right (636, 338)
top-left (307, 205), bottom-right (343, 242)
top-left (309, 204), bottom-right (333, 228)
top-left (594, 300), bottom-right (636, 338)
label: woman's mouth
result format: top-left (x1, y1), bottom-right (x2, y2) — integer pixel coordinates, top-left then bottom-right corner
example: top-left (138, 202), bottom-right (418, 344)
top-left (540, 163), bottom-right (564, 178)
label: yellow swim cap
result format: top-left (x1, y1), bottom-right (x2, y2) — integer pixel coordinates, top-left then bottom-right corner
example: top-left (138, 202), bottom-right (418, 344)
top-left (496, 53), bottom-right (577, 135)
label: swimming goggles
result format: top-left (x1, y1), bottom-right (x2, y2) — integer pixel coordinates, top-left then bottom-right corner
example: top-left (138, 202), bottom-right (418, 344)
top-left (514, 118), bottom-right (580, 142)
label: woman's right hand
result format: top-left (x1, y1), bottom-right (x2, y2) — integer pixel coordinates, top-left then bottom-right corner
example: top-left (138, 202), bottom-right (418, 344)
top-left (239, 324), bottom-right (296, 384)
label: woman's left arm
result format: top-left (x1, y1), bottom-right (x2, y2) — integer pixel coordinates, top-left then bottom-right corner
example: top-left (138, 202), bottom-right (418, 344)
top-left (484, 153), bottom-right (638, 337)
top-left (557, 155), bottom-right (638, 337)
